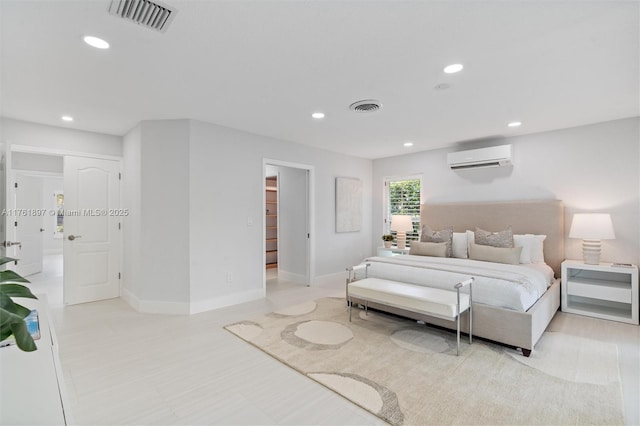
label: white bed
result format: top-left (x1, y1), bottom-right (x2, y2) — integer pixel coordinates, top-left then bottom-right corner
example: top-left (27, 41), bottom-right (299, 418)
top-left (349, 199), bottom-right (564, 356)
top-left (359, 255), bottom-right (554, 312)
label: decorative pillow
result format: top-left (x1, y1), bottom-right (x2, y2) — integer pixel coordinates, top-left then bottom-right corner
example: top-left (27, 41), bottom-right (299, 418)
top-left (466, 230), bottom-right (475, 254)
top-left (514, 234), bottom-right (546, 264)
top-left (409, 241), bottom-right (448, 257)
top-left (469, 242), bottom-right (523, 265)
top-left (452, 232), bottom-right (468, 259)
top-left (420, 225), bottom-right (453, 257)
top-left (475, 227), bottom-right (514, 248)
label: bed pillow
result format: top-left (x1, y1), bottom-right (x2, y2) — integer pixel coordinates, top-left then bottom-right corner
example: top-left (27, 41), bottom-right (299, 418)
top-left (475, 227), bottom-right (514, 248)
top-left (469, 242), bottom-right (522, 265)
top-left (420, 225), bottom-right (453, 257)
top-left (514, 234), bottom-right (546, 264)
top-left (466, 230), bottom-right (475, 254)
top-left (409, 241), bottom-right (448, 257)
top-left (452, 232), bottom-right (468, 258)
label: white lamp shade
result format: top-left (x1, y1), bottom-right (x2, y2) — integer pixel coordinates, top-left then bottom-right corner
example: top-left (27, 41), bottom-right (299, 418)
top-left (390, 215), bottom-right (413, 233)
top-left (569, 213), bottom-right (615, 240)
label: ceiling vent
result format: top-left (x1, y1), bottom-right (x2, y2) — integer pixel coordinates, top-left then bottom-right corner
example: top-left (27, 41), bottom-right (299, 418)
top-left (349, 100), bottom-right (382, 113)
top-left (109, 0), bottom-right (177, 33)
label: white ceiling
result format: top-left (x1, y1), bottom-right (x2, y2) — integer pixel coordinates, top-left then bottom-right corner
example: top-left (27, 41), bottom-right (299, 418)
top-left (1, 1), bottom-right (638, 159)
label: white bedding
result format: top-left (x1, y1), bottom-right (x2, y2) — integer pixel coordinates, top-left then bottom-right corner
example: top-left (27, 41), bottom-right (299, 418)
top-left (357, 255), bottom-right (555, 312)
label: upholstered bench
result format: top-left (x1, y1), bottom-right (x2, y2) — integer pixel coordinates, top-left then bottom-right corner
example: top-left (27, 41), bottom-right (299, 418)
top-left (347, 276), bottom-right (474, 355)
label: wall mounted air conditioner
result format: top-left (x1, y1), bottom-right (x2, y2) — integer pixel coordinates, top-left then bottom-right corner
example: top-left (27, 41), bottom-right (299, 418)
top-left (447, 144), bottom-right (513, 170)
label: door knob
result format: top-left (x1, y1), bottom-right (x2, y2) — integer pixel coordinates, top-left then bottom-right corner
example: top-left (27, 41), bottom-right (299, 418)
top-left (68, 235), bottom-right (82, 241)
top-left (2, 241), bottom-right (21, 249)
top-left (40, 228), bottom-right (45, 232)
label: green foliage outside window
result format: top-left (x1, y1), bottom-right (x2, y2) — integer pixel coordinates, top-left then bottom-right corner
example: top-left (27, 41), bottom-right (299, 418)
top-left (388, 179), bottom-right (421, 242)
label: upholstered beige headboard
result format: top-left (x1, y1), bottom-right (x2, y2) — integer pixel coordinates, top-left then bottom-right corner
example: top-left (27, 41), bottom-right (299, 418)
top-left (421, 199), bottom-right (564, 277)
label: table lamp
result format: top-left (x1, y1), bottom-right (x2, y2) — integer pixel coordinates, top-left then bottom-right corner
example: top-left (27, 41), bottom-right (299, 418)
top-left (568, 213), bottom-right (615, 264)
top-left (390, 215), bottom-right (413, 250)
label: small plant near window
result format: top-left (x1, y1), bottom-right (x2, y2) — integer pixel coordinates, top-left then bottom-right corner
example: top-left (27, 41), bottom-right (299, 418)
top-left (382, 234), bottom-right (394, 242)
top-left (0, 257), bottom-right (38, 352)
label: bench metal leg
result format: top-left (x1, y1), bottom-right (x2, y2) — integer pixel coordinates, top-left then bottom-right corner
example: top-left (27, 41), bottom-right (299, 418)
top-left (456, 315), bottom-right (460, 356)
top-left (469, 283), bottom-right (473, 344)
top-left (454, 278), bottom-right (474, 355)
top-left (348, 297), bottom-right (352, 322)
top-left (469, 305), bottom-right (473, 344)
top-left (364, 300), bottom-right (368, 316)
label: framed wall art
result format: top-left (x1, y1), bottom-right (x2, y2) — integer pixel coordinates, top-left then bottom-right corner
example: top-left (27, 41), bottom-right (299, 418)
top-left (335, 177), bottom-right (362, 233)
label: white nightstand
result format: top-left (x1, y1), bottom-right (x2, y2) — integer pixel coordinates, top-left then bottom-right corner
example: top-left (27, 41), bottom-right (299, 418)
top-left (377, 246), bottom-right (410, 257)
top-left (561, 260), bottom-right (639, 325)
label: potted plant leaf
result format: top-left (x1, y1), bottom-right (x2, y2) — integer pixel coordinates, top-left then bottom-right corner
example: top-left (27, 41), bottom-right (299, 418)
top-left (382, 234), bottom-right (394, 248)
top-left (0, 257), bottom-right (38, 351)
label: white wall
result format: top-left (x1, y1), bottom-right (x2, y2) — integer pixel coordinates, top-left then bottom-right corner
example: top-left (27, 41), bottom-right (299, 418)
top-left (122, 120), bottom-right (191, 313)
top-left (187, 119), bottom-right (371, 312)
top-left (122, 124), bottom-right (142, 303)
top-left (1, 117), bottom-right (122, 157)
top-left (372, 117), bottom-right (640, 265)
top-left (12, 152), bottom-right (63, 173)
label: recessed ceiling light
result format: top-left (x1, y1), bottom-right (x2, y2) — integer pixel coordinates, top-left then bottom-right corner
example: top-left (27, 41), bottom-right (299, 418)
top-left (443, 63), bottom-right (463, 74)
top-left (311, 112), bottom-right (325, 119)
top-left (83, 36), bottom-right (110, 49)
top-left (61, 115), bottom-right (74, 122)
top-left (507, 121), bottom-right (522, 127)
top-left (403, 142), bottom-right (414, 147)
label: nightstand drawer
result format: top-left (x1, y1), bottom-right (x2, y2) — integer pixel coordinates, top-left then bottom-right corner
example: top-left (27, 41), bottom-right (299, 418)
top-left (566, 278), bottom-right (631, 303)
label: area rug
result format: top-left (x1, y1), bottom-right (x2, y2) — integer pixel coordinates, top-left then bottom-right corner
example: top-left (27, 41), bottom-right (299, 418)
top-left (225, 297), bottom-right (624, 425)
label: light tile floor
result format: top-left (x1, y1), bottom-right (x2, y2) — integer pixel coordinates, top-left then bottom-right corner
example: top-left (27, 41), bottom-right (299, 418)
top-left (25, 257), bottom-right (640, 425)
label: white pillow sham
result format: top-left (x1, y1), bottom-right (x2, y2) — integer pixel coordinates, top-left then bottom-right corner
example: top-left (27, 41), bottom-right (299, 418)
top-left (452, 232), bottom-right (468, 259)
top-left (514, 234), bottom-right (546, 264)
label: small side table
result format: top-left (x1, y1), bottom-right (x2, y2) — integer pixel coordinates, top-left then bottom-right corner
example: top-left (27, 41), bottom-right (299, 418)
top-left (561, 260), bottom-right (639, 325)
top-left (377, 246), bottom-right (410, 257)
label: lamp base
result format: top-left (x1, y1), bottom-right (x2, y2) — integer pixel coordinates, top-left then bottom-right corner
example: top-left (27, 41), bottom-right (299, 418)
top-left (582, 239), bottom-right (602, 265)
top-left (396, 232), bottom-right (407, 250)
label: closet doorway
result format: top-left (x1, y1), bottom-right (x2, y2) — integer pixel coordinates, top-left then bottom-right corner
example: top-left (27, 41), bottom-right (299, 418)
top-left (263, 160), bottom-right (313, 288)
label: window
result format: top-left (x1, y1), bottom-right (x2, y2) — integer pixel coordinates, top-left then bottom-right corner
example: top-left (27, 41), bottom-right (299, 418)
top-left (54, 192), bottom-right (64, 239)
top-left (384, 176), bottom-right (421, 244)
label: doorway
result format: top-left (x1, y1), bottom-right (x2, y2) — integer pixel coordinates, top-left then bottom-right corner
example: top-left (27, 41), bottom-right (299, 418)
top-left (263, 160), bottom-right (313, 290)
top-left (4, 148), bottom-right (122, 306)
top-left (8, 153), bottom-right (65, 305)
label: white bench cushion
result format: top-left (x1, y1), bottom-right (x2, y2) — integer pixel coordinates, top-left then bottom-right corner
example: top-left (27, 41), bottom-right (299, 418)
top-left (348, 278), bottom-right (470, 319)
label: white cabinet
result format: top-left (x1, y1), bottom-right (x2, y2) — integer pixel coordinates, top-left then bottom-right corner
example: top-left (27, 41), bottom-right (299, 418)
top-left (0, 295), bottom-right (70, 424)
top-left (561, 260), bottom-right (639, 325)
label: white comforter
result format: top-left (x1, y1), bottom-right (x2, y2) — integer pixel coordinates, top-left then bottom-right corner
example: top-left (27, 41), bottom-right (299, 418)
top-left (357, 255), bottom-right (554, 312)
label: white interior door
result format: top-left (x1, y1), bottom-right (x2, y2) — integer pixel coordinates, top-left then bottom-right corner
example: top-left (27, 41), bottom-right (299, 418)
top-left (13, 173), bottom-right (44, 277)
top-left (63, 156), bottom-right (121, 305)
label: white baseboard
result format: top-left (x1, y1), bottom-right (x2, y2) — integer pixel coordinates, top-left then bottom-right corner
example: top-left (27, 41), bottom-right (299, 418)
top-left (277, 269), bottom-right (307, 285)
top-left (121, 287), bottom-right (190, 315)
top-left (189, 288), bottom-right (266, 314)
top-left (311, 271), bottom-right (347, 286)
top-left (122, 287), bottom-right (267, 315)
